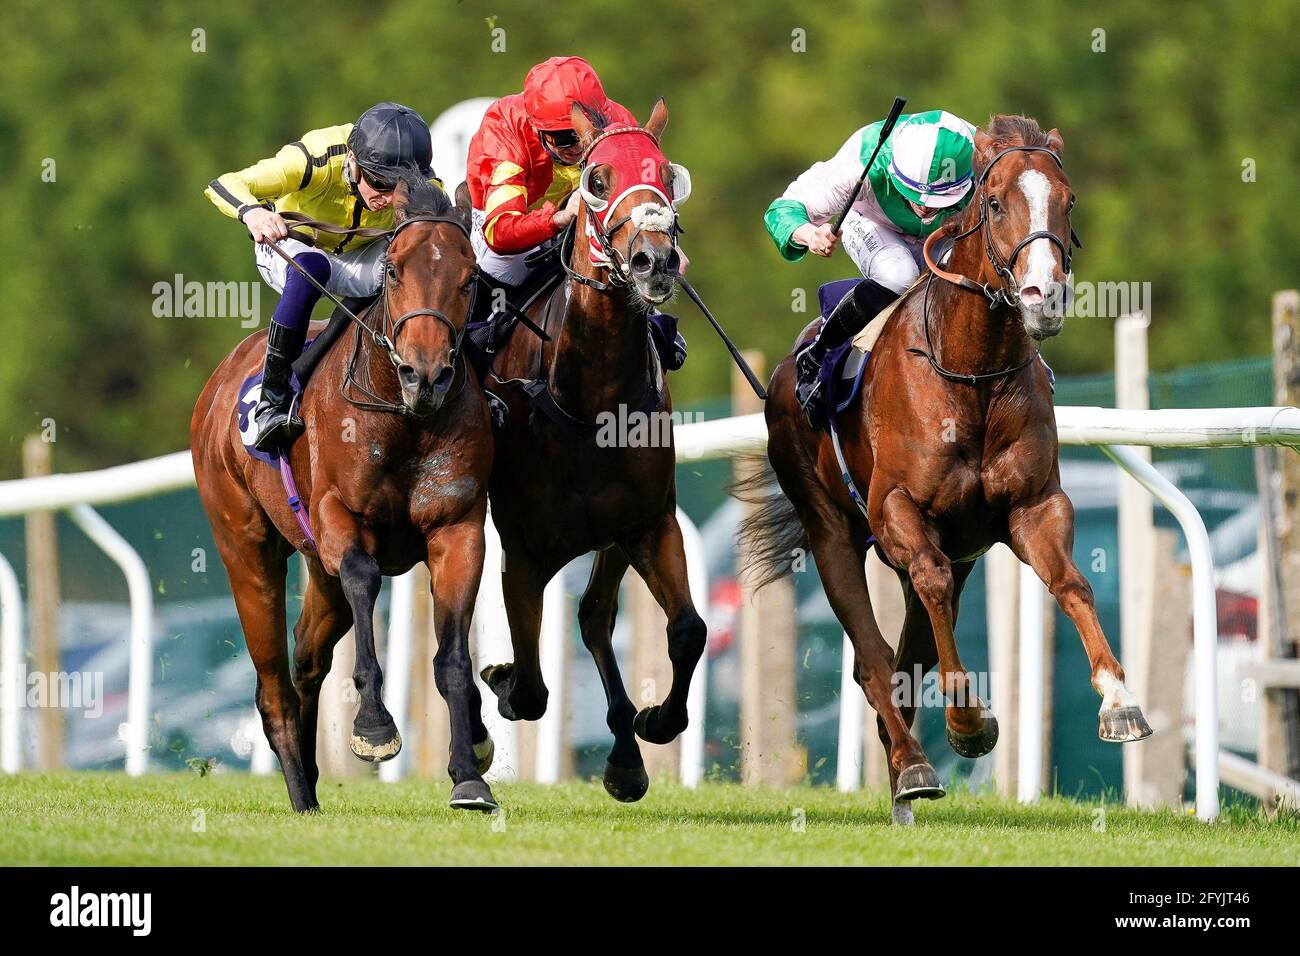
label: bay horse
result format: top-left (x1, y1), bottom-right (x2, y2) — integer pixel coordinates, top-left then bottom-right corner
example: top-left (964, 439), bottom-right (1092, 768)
top-left (191, 176), bottom-right (499, 812)
top-left (470, 99), bottom-right (705, 802)
top-left (743, 115), bottom-right (1150, 824)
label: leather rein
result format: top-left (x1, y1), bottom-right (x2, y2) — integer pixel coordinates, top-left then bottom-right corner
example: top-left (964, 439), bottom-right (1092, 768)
top-left (913, 145), bottom-right (1083, 386)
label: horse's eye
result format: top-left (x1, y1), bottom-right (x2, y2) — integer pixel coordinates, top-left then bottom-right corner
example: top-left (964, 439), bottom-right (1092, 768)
top-left (386, 261), bottom-right (398, 280)
top-left (1067, 194), bottom-right (1076, 212)
top-left (988, 196), bottom-right (1001, 213)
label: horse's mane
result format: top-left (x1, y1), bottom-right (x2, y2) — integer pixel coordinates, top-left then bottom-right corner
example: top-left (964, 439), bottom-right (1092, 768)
top-left (576, 100), bottom-right (612, 131)
top-left (982, 114), bottom-right (1054, 151)
top-left (393, 167), bottom-right (453, 219)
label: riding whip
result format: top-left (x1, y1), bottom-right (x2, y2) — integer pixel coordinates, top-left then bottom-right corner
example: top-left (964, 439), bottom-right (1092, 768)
top-left (676, 276), bottom-right (767, 401)
top-left (831, 96), bottom-right (907, 235)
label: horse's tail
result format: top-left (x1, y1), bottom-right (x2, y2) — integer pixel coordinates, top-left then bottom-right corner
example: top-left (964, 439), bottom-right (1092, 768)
top-left (730, 458), bottom-right (809, 589)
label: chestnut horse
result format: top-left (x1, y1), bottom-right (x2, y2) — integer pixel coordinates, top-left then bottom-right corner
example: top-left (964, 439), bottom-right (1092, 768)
top-left (191, 178), bottom-right (499, 812)
top-left (743, 115), bottom-right (1149, 825)
top-left (471, 99), bottom-right (705, 802)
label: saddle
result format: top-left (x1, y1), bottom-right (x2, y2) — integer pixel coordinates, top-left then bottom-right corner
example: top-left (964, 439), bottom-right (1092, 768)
top-left (464, 244), bottom-right (564, 378)
top-left (237, 297), bottom-right (372, 467)
top-left (811, 279), bottom-right (910, 434)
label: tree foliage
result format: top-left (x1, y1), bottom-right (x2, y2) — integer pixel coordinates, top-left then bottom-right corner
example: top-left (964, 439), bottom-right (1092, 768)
top-left (1, 0), bottom-right (1295, 472)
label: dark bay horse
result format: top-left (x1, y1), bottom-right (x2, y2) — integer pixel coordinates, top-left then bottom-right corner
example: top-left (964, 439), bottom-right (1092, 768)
top-left (470, 99), bottom-right (705, 802)
top-left (744, 115), bottom-right (1150, 824)
top-left (192, 178), bottom-right (499, 812)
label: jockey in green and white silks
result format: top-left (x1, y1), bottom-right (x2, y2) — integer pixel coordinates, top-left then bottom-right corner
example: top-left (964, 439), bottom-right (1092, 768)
top-left (763, 110), bottom-right (977, 425)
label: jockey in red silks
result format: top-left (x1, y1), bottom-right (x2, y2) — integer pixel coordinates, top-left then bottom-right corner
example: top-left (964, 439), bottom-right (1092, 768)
top-left (465, 55), bottom-right (686, 370)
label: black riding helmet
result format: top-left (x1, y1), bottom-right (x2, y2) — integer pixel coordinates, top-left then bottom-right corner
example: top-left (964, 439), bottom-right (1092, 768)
top-left (347, 102), bottom-right (434, 189)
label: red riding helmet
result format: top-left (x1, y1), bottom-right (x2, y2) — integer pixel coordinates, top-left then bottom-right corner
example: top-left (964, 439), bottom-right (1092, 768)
top-left (523, 56), bottom-right (609, 131)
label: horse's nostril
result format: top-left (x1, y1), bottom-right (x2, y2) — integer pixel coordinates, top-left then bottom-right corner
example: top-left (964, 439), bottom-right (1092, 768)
top-left (664, 249), bottom-right (682, 275)
top-left (630, 251), bottom-right (654, 275)
top-left (398, 364), bottom-right (419, 388)
top-left (432, 365), bottom-right (455, 392)
top-left (1019, 285), bottom-right (1044, 305)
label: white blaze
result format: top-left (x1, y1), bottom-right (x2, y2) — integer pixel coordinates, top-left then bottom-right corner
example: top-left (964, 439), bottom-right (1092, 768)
top-left (1016, 169), bottom-right (1057, 296)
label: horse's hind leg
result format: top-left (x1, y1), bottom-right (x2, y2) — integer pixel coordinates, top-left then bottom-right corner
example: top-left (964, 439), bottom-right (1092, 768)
top-left (218, 536), bottom-right (316, 811)
top-left (623, 510), bottom-right (707, 747)
top-left (480, 548), bottom-right (550, 722)
top-left (291, 558), bottom-right (354, 789)
top-left (577, 546), bottom-right (648, 802)
top-left (428, 516), bottom-right (497, 811)
top-left (876, 563), bottom-right (972, 823)
top-left (1009, 489), bottom-right (1152, 742)
top-left (878, 489), bottom-right (999, 759)
top-left (801, 513), bottom-right (938, 811)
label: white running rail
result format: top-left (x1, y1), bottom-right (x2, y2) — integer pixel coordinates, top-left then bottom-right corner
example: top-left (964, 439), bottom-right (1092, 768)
top-left (1, 407), bottom-right (1298, 817)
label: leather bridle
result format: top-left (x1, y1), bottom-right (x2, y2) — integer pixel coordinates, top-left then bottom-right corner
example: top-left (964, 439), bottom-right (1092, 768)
top-left (908, 144), bottom-right (1082, 386)
top-left (276, 210), bottom-right (473, 416)
top-left (922, 145), bottom-right (1081, 310)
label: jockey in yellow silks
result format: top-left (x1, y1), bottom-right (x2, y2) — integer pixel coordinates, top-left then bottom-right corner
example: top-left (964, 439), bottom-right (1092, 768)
top-left (205, 102), bottom-right (440, 452)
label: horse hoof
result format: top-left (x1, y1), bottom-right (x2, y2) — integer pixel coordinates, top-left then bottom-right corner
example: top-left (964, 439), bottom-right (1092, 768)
top-left (603, 760), bottom-right (650, 803)
top-left (449, 779), bottom-right (498, 813)
top-left (473, 733), bottom-right (495, 775)
top-left (946, 714), bottom-right (999, 758)
top-left (891, 801), bottom-right (915, 827)
top-left (633, 705), bottom-right (682, 745)
top-left (895, 763), bottom-right (945, 801)
top-left (1099, 706), bottom-right (1153, 742)
top-left (480, 664), bottom-right (521, 720)
top-left (349, 721), bottom-right (402, 762)
top-left (480, 663), bottom-right (511, 691)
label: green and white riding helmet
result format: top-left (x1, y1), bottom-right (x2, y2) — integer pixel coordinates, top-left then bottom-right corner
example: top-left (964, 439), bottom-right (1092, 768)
top-left (886, 111), bottom-right (976, 213)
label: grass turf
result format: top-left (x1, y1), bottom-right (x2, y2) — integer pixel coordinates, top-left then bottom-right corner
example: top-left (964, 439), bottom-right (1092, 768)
top-left (0, 771), bottom-right (1295, 866)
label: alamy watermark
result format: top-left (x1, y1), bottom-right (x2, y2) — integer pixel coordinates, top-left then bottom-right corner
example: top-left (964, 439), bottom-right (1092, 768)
top-left (0, 668), bottom-right (104, 719)
top-left (152, 274), bottom-right (261, 327)
top-left (595, 405), bottom-right (705, 448)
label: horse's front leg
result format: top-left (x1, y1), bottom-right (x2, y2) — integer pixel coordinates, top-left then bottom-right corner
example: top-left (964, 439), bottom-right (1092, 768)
top-left (315, 494), bottom-right (401, 762)
top-left (623, 510), bottom-right (707, 746)
top-left (1008, 488), bottom-right (1152, 742)
top-left (427, 514), bottom-right (497, 810)
top-left (877, 488), bottom-right (999, 758)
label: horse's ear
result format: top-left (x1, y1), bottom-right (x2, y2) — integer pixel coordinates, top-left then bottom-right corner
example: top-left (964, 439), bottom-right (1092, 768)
top-left (570, 101), bottom-right (601, 149)
top-left (453, 181), bottom-right (473, 231)
top-left (1045, 127), bottom-right (1064, 157)
top-left (645, 97), bottom-right (668, 140)
top-left (393, 177), bottom-right (412, 223)
top-left (973, 129), bottom-right (996, 174)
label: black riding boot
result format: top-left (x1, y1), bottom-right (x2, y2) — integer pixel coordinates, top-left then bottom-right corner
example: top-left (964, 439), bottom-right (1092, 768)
top-left (252, 321), bottom-right (309, 454)
top-left (648, 311), bottom-right (687, 371)
top-left (795, 279), bottom-right (899, 429)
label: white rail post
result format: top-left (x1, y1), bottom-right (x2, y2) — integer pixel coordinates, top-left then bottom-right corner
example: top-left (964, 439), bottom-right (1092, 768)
top-left (0, 551), bottom-right (23, 773)
top-left (1017, 563), bottom-right (1047, 803)
top-left (472, 508), bottom-right (518, 782)
top-left (68, 504), bottom-right (153, 777)
top-left (676, 508), bottom-right (710, 788)
top-left (1115, 313), bottom-right (1155, 806)
top-left (535, 573), bottom-right (567, 784)
top-left (1099, 444), bottom-right (1219, 821)
top-left (836, 633), bottom-right (865, 792)
top-left (379, 568), bottom-right (418, 783)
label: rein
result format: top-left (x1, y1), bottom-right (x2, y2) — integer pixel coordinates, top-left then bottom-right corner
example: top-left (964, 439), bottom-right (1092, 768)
top-left (268, 211), bottom-right (472, 417)
top-left (911, 144), bottom-right (1082, 385)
